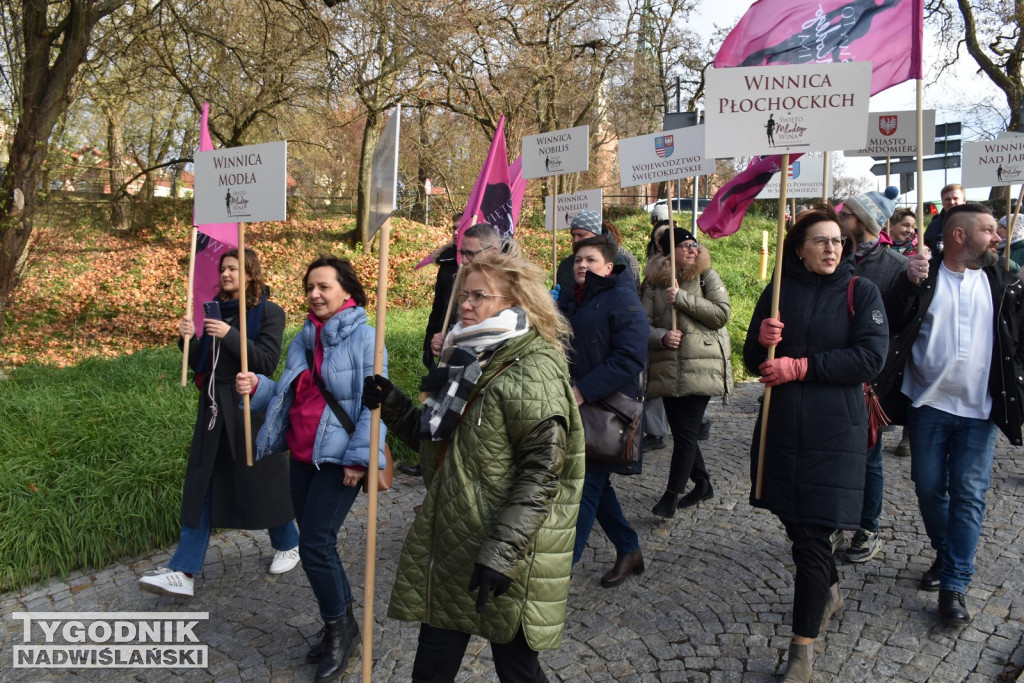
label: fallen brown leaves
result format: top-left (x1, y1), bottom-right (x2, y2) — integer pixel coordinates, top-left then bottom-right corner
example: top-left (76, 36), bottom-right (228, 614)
top-left (1, 212), bottom-right (452, 369)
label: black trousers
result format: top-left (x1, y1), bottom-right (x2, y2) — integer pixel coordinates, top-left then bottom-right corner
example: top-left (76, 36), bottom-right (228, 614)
top-left (411, 623), bottom-right (549, 683)
top-left (663, 395), bottom-right (711, 494)
top-left (782, 519), bottom-right (839, 639)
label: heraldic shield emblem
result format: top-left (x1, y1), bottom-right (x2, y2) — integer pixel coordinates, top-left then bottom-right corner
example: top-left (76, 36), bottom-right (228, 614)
top-left (655, 134), bottom-right (674, 158)
top-left (879, 115), bottom-right (898, 136)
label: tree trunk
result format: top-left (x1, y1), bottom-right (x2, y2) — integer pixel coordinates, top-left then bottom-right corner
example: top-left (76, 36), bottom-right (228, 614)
top-left (356, 109), bottom-right (384, 252)
top-left (0, 0), bottom-right (127, 343)
top-left (107, 106), bottom-right (129, 232)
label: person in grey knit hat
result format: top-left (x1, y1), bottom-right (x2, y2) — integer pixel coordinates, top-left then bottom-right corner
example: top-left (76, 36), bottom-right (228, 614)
top-left (554, 210), bottom-right (639, 298)
top-left (843, 186), bottom-right (900, 236)
top-left (836, 187), bottom-right (931, 566)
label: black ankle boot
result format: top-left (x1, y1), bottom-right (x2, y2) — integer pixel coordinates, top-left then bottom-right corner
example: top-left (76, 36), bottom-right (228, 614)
top-left (678, 480), bottom-right (714, 509)
top-left (307, 605), bottom-right (358, 663)
top-left (651, 491), bottom-right (678, 518)
top-left (314, 608), bottom-right (360, 681)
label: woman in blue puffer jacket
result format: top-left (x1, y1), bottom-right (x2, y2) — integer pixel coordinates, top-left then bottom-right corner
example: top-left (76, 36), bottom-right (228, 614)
top-left (237, 255), bottom-right (387, 682)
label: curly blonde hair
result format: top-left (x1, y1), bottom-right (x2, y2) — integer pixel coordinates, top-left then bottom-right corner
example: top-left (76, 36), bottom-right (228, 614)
top-left (457, 252), bottom-right (572, 354)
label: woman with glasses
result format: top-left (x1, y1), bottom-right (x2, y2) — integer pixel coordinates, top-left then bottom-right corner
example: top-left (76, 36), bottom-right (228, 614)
top-left (644, 227), bottom-right (733, 518)
top-left (362, 253), bottom-right (584, 681)
top-left (743, 208), bottom-right (888, 683)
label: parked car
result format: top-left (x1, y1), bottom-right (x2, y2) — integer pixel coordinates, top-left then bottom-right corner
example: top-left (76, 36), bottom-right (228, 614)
top-left (642, 197), bottom-right (712, 214)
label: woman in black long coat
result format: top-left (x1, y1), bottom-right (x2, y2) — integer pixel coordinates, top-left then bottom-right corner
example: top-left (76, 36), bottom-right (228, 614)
top-left (138, 248), bottom-right (297, 598)
top-left (744, 209), bottom-right (888, 682)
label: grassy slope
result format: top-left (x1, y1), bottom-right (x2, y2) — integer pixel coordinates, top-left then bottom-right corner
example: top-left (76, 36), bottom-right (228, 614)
top-left (0, 201), bottom-right (778, 590)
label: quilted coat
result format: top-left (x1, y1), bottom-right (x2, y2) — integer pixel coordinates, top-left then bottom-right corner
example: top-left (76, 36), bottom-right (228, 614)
top-left (380, 329), bottom-right (585, 651)
top-left (642, 247), bottom-right (733, 401)
top-left (249, 306), bottom-right (388, 470)
top-left (743, 257), bottom-right (888, 529)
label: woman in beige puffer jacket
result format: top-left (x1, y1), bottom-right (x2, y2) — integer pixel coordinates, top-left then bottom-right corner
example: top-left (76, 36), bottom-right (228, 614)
top-left (643, 227), bottom-right (733, 518)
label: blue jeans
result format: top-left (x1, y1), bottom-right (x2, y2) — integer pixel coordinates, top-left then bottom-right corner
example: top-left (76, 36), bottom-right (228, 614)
top-left (860, 438), bottom-right (884, 532)
top-left (908, 404), bottom-right (997, 594)
top-left (573, 470), bottom-right (639, 564)
top-left (290, 461), bottom-right (361, 621)
top-left (169, 488), bottom-right (299, 576)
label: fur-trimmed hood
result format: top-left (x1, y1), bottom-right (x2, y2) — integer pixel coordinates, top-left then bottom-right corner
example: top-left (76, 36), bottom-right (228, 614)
top-left (643, 245), bottom-right (712, 288)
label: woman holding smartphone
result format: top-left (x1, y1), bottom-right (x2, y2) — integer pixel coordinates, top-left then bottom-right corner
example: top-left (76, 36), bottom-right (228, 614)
top-left (138, 248), bottom-right (298, 598)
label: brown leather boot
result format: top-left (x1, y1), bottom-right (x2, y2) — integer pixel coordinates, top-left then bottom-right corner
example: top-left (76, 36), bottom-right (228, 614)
top-left (599, 549), bottom-right (645, 587)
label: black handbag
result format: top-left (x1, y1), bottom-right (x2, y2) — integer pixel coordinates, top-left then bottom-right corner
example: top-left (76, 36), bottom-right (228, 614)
top-left (578, 382), bottom-right (645, 466)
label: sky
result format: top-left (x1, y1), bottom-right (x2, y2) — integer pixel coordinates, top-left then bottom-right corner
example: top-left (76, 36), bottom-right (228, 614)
top-left (687, 0), bottom-right (1003, 204)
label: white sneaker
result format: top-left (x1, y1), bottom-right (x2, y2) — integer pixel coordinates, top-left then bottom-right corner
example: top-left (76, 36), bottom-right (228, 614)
top-left (138, 567), bottom-right (194, 597)
top-left (269, 547), bottom-right (301, 575)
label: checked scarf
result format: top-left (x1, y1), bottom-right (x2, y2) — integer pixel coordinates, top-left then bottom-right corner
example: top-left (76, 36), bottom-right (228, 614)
top-left (419, 307), bottom-right (529, 441)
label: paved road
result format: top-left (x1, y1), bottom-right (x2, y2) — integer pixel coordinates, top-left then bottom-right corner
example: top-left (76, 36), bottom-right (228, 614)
top-left (3, 381), bottom-right (1024, 681)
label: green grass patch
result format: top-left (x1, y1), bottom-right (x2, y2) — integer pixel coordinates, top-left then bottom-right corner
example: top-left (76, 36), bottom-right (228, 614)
top-left (1, 209), bottom-right (779, 590)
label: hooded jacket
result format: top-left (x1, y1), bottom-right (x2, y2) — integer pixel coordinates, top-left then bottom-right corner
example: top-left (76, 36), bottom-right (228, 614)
top-left (380, 329), bottom-right (585, 651)
top-left (559, 264), bottom-right (648, 474)
top-left (743, 257), bottom-right (889, 528)
top-left (642, 246), bottom-right (733, 401)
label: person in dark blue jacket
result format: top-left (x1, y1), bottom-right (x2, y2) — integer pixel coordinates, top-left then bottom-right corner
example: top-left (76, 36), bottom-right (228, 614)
top-left (744, 208), bottom-right (888, 682)
top-left (559, 235), bottom-right (649, 588)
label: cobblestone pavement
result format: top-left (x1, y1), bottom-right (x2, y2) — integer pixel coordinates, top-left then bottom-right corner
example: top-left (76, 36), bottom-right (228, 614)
top-left (3, 381), bottom-right (1024, 682)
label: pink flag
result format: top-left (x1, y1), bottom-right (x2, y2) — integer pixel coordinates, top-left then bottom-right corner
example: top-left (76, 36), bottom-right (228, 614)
top-left (415, 119), bottom-right (518, 269)
top-left (715, 0), bottom-right (924, 96)
top-left (699, 0), bottom-right (923, 237)
top-left (698, 155), bottom-right (803, 238)
top-left (456, 115), bottom-right (514, 262)
top-left (192, 103), bottom-right (238, 333)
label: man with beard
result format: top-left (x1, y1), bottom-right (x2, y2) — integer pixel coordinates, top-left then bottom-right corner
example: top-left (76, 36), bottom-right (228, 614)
top-left (873, 204), bottom-right (1024, 627)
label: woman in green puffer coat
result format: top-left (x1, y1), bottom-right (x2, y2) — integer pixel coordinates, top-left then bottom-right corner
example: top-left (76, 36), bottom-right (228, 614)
top-left (362, 252), bottom-right (585, 682)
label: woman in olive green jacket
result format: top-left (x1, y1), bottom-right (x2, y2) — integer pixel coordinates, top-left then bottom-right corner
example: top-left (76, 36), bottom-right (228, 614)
top-left (643, 227), bottom-right (733, 518)
top-left (363, 252), bottom-right (585, 681)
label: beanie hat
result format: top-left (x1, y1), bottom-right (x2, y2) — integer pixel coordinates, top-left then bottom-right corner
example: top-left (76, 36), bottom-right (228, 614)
top-left (658, 227), bottom-right (698, 255)
top-left (570, 210), bottom-right (603, 235)
top-left (844, 186), bottom-right (900, 236)
top-left (1000, 214), bottom-right (1024, 245)
top-left (651, 203), bottom-right (671, 223)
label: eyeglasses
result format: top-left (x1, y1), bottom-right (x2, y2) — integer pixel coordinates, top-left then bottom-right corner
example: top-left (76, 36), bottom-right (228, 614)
top-left (457, 290), bottom-right (508, 307)
top-left (676, 242), bottom-right (699, 251)
top-left (804, 236), bottom-right (847, 248)
top-left (458, 245), bottom-right (495, 260)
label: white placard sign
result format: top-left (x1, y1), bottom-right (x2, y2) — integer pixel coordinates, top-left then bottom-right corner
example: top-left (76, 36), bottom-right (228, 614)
top-left (961, 138), bottom-right (1024, 188)
top-left (757, 153), bottom-right (828, 199)
top-left (844, 110), bottom-right (937, 157)
top-left (704, 62), bottom-right (872, 158)
top-left (521, 125), bottom-right (589, 179)
top-left (194, 141), bottom-right (287, 223)
top-left (998, 131), bottom-right (1024, 140)
top-left (617, 126), bottom-right (715, 189)
top-left (369, 105), bottom-right (401, 238)
top-left (544, 189), bottom-right (603, 231)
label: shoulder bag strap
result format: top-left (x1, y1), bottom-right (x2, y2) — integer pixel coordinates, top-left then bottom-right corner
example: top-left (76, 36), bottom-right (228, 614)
top-left (436, 360), bottom-right (516, 469)
top-left (306, 347), bottom-right (356, 436)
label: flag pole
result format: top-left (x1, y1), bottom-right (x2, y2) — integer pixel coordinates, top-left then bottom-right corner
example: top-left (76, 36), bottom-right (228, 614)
top-left (237, 222), bottom-right (253, 467)
top-left (755, 152), bottom-right (789, 500)
top-left (1007, 192), bottom-right (1015, 272)
top-left (181, 226), bottom-right (198, 387)
top-left (437, 213), bottom-right (477, 349)
top-left (916, 79), bottom-right (925, 249)
top-left (551, 183), bottom-right (559, 283)
top-left (1010, 185), bottom-right (1024, 272)
top-left (362, 214), bottom-right (391, 682)
top-left (822, 151), bottom-right (830, 202)
top-left (667, 182), bottom-right (678, 331)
